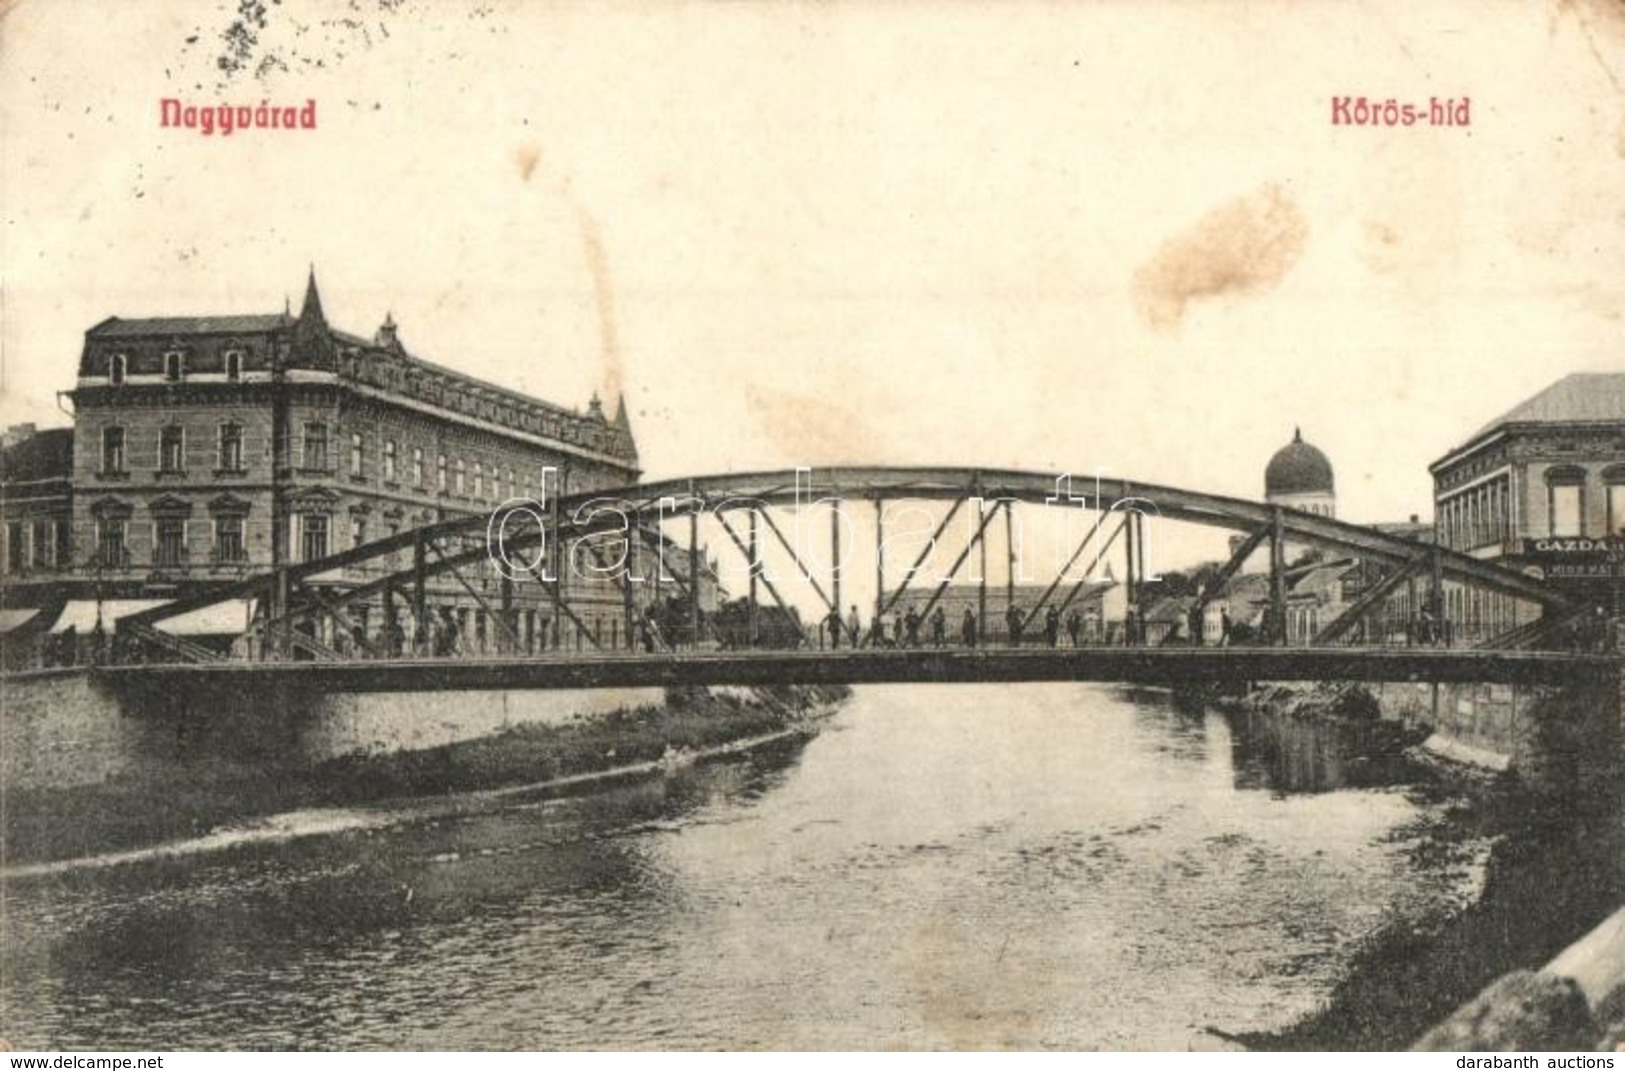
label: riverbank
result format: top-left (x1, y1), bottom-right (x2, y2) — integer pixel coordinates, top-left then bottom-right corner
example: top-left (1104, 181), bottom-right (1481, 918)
top-left (3, 681), bottom-right (1575, 1049)
top-left (2, 681), bottom-right (850, 867)
top-left (1195, 681), bottom-right (1625, 1050)
top-left (1261, 785), bottom-right (1625, 1049)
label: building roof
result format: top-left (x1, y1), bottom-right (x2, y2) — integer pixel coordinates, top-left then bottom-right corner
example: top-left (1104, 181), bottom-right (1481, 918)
top-left (75, 273), bottom-right (638, 465)
top-left (1465, 372), bottom-right (1625, 442)
top-left (87, 314), bottom-right (292, 339)
top-left (1224, 573), bottom-right (1272, 605)
top-left (1, 427), bottom-right (73, 486)
top-left (1264, 427), bottom-right (1334, 497)
top-left (1288, 560), bottom-right (1358, 598)
top-left (1142, 595), bottom-right (1194, 623)
top-left (328, 328), bottom-right (591, 424)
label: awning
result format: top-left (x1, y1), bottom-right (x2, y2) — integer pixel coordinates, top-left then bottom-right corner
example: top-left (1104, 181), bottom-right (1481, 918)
top-left (0, 609), bottom-right (40, 635)
top-left (50, 599), bottom-right (166, 634)
top-left (48, 599), bottom-right (256, 636)
top-left (158, 599), bottom-right (257, 636)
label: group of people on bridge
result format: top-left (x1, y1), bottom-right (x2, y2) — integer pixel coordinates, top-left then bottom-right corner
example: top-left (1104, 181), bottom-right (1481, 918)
top-left (822, 603), bottom-right (1103, 650)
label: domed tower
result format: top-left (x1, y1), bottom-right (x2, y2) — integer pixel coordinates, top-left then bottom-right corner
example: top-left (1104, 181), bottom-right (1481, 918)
top-left (1265, 428), bottom-right (1335, 517)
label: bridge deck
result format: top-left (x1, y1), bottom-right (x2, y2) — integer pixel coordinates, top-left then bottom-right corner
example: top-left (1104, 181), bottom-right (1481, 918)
top-left (93, 647), bottom-right (1619, 695)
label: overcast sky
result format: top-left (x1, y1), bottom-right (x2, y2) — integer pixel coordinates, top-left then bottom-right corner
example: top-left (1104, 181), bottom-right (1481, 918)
top-left (3, 0), bottom-right (1621, 558)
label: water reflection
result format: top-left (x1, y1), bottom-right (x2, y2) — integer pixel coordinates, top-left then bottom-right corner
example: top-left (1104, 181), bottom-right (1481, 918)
top-left (0, 685), bottom-right (1515, 1049)
top-left (1225, 706), bottom-right (1418, 795)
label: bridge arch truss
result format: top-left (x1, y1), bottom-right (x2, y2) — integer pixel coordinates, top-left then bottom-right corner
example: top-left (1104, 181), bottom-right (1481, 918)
top-left (117, 466), bottom-right (1575, 663)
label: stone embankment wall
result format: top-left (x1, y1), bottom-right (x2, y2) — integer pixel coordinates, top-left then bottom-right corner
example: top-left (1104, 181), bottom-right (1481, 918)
top-left (1, 669), bottom-right (848, 865)
top-left (1366, 678), bottom-right (1620, 795)
top-left (1, 668), bottom-right (667, 792)
top-left (1206, 673), bottom-right (1621, 793)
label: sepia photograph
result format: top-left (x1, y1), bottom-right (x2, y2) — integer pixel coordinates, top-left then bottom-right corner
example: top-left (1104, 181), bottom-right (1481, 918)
top-left (1, 0), bottom-right (1623, 1054)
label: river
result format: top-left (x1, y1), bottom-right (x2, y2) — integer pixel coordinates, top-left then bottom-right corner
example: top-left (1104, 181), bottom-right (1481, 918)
top-left (1, 683), bottom-right (1613, 1049)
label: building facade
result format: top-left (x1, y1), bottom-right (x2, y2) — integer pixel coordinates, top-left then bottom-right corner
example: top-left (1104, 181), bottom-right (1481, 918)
top-left (1430, 372), bottom-right (1625, 637)
top-left (3, 273), bottom-right (718, 656)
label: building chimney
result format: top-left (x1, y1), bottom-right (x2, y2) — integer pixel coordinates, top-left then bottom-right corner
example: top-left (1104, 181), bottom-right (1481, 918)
top-left (376, 312), bottom-right (400, 351)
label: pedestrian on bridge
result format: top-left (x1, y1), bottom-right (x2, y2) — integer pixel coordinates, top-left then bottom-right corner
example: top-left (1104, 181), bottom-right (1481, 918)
top-left (847, 605), bottom-right (861, 648)
top-left (1006, 605), bottom-right (1025, 647)
top-left (1044, 606), bottom-right (1061, 648)
top-left (931, 606), bottom-right (947, 647)
top-left (1417, 607), bottom-right (1436, 647)
top-left (1066, 609), bottom-right (1082, 648)
top-left (826, 608), bottom-right (843, 649)
top-left (869, 615), bottom-right (888, 649)
top-left (962, 607), bottom-right (977, 648)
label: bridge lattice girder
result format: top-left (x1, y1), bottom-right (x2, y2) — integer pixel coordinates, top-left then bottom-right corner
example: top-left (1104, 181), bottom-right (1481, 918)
top-left (117, 466), bottom-right (1571, 660)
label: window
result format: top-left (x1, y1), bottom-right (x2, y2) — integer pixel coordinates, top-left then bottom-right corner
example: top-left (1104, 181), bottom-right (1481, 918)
top-left (301, 514), bottom-right (329, 562)
top-left (473, 462), bottom-right (484, 499)
top-left (97, 518), bottom-right (127, 567)
top-left (218, 423), bottom-right (244, 472)
top-left (163, 350), bottom-right (185, 381)
top-left (383, 439), bottom-right (397, 482)
top-left (349, 432), bottom-right (364, 478)
top-left (109, 353), bottom-right (127, 385)
top-left (1607, 468), bottom-right (1625, 536)
top-left (351, 516), bottom-right (367, 548)
top-left (437, 453), bottom-right (448, 492)
top-left (101, 426), bottom-right (126, 474)
top-left (492, 467), bottom-right (502, 502)
top-left (224, 350), bottom-right (243, 381)
top-left (1546, 467), bottom-right (1585, 538)
top-left (214, 517), bottom-right (246, 563)
top-left (159, 425), bottom-right (185, 473)
top-left (31, 519), bottom-right (53, 569)
top-left (303, 423), bottom-right (329, 470)
top-left (5, 522), bottom-right (23, 572)
top-left (56, 521), bottom-right (71, 566)
top-left (413, 447), bottom-right (424, 487)
top-left (455, 458), bottom-right (466, 495)
top-left (155, 518), bottom-right (187, 568)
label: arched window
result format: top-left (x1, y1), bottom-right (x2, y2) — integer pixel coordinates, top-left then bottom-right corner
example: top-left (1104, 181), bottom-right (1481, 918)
top-left (1545, 465), bottom-right (1586, 538)
top-left (163, 350), bottom-right (185, 382)
top-left (109, 353), bottom-right (127, 385)
top-left (1604, 465), bottom-right (1625, 538)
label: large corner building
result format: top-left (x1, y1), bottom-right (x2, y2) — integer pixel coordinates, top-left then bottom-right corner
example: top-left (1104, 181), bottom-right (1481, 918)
top-left (1, 272), bottom-right (697, 654)
top-left (1430, 371), bottom-right (1625, 630)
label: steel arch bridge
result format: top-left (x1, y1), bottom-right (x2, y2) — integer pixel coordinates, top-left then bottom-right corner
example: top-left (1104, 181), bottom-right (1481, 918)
top-left (109, 466), bottom-right (1584, 681)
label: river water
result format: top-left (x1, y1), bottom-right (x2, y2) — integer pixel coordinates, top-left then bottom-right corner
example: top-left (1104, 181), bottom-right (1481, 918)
top-left (0, 683), bottom-right (1580, 1049)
